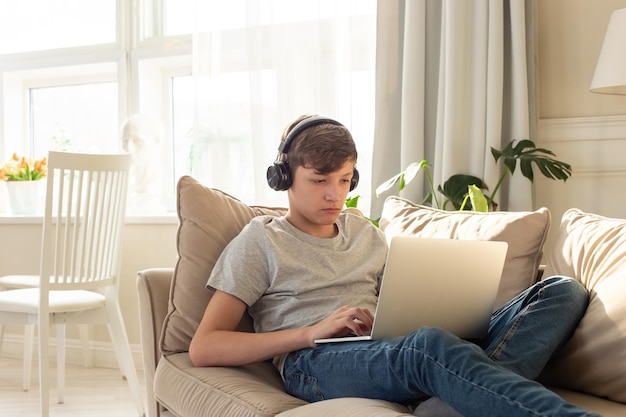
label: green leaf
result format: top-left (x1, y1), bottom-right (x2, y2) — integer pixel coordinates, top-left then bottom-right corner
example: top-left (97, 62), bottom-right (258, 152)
top-left (343, 195), bottom-right (380, 227)
top-left (398, 175), bottom-right (406, 191)
top-left (403, 161), bottom-right (426, 184)
top-left (375, 160), bottom-right (430, 197)
top-left (520, 158), bottom-right (534, 181)
top-left (491, 139), bottom-right (572, 183)
top-left (345, 195), bottom-right (360, 208)
top-left (467, 184), bottom-right (489, 212)
top-left (375, 173), bottom-right (403, 197)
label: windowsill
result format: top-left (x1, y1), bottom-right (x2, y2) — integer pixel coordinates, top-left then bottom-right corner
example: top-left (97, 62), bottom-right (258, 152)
top-left (0, 212), bottom-right (179, 225)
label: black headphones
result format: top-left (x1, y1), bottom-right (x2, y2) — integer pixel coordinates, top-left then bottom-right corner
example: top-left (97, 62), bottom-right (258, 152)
top-left (266, 116), bottom-right (359, 191)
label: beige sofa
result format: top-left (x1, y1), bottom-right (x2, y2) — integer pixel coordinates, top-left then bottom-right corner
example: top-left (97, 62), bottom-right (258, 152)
top-left (137, 176), bottom-right (626, 417)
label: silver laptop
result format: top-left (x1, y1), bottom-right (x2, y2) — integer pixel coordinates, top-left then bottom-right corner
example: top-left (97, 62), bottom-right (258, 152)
top-left (315, 236), bottom-right (508, 343)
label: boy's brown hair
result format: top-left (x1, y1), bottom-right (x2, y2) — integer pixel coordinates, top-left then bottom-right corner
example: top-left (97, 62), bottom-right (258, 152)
top-left (282, 114), bottom-right (358, 174)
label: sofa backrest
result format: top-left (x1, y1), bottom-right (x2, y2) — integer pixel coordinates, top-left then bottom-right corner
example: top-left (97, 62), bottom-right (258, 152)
top-left (539, 209), bottom-right (626, 405)
top-left (379, 197), bottom-right (551, 309)
top-left (160, 176), bottom-right (286, 354)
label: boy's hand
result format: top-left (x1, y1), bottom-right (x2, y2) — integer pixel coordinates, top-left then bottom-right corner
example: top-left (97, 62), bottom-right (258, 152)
top-left (306, 305), bottom-right (374, 347)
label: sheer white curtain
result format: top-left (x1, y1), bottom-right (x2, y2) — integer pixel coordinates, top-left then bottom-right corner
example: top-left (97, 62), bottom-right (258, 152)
top-left (371, 0), bottom-right (535, 217)
top-left (189, 0), bottom-right (377, 210)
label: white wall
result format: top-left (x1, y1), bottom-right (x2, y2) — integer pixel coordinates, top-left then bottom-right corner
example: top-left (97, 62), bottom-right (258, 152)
top-left (535, 0), bottom-right (626, 253)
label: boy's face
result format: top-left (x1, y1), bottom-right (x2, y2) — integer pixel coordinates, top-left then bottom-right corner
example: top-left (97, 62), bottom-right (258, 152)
top-left (286, 160), bottom-right (355, 238)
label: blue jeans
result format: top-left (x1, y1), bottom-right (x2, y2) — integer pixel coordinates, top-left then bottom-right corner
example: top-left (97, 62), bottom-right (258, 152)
top-left (283, 276), bottom-right (598, 417)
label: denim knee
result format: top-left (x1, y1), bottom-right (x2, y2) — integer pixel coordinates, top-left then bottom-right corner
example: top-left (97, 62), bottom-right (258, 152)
top-left (410, 326), bottom-right (456, 340)
top-left (404, 326), bottom-right (469, 355)
top-left (541, 276), bottom-right (589, 307)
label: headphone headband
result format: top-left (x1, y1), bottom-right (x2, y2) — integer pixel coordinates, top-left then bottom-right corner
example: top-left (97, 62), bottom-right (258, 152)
top-left (277, 116), bottom-right (343, 154)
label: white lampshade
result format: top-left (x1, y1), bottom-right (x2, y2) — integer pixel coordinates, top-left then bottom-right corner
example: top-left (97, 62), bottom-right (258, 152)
top-left (591, 8), bottom-right (626, 94)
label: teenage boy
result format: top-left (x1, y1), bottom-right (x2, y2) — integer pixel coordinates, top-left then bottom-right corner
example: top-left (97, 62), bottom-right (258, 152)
top-left (190, 115), bottom-right (596, 417)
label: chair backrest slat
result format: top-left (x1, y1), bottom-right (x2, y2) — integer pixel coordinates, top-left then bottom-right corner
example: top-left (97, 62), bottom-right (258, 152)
top-left (40, 151), bottom-right (131, 291)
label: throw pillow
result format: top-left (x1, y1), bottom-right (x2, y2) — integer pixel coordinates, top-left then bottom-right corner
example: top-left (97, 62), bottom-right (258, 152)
top-left (160, 176), bottom-right (286, 354)
top-left (539, 209), bottom-right (626, 404)
top-left (379, 197), bottom-right (551, 309)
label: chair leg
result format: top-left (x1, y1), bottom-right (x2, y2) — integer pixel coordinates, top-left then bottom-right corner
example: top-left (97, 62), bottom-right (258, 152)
top-left (39, 317), bottom-right (51, 417)
top-left (56, 324), bottom-right (66, 404)
top-left (23, 325), bottom-right (35, 391)
top-left (105, 303), bottom-right (145, 417)
top-left (78, 324), bottom-right (93, 368)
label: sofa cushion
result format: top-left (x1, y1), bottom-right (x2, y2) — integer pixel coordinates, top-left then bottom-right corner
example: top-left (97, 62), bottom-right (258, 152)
top-left (161, 176), bottom-right (286, 354)
top-left (550, 388), bottom-right (626, 417)
top-left (155, 353), bottom-right (306, 417)
top-left (277, 398), bottom-right (413, 416)
top-left (379, 197), bottom-right (551, 309)
top-left (539, 209), bottom-right (626, 404)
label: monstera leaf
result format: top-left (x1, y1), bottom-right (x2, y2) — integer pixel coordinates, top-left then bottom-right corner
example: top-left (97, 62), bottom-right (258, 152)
top-left (491, 139), bottom-right (572, 182)
top-left (488, 140), bottom-right (572, 207)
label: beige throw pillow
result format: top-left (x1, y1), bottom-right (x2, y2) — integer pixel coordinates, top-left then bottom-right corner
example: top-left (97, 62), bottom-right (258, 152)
top-left (379, 197), bottom-right (551, 309)
top-left (160, 176), bottom-right (286, 354)
top-left (539, 209), bottom-right (626, 404)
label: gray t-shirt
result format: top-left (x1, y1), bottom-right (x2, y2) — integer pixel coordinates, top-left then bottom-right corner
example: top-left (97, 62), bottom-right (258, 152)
top-left (207, 213), bottom-right (388, 335)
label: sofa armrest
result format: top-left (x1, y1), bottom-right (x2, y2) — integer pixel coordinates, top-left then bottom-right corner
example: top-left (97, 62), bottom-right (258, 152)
top-left (137, 267), bottom-right (174, 417)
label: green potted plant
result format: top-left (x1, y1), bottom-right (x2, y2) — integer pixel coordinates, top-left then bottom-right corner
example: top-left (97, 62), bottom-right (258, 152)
top-left (350, 139), bottom-right (572, 218)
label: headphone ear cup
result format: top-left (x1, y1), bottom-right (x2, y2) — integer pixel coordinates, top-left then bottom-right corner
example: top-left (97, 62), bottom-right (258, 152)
top-left (350, 167), bottom-right (360, 192)
top-left (266, 162), bottom-right (292, 191)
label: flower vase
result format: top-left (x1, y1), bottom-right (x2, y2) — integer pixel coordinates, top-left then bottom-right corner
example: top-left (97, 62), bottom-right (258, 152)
top-left (6, 180), bottom-right (42, 215)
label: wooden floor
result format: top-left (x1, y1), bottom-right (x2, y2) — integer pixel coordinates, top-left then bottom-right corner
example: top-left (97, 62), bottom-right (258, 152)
top-left (0, 357), bottom-right (146, 417)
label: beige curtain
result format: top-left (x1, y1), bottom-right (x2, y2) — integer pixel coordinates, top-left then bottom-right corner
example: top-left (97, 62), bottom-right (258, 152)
top-left (370, 0), bottom-right (536, 217)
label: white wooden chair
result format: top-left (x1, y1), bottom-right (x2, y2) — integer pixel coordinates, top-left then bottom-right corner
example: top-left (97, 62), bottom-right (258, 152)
top-left (0, 151), bottom-right (144, 417)
top-left (0, 271), bottom-right (93, 392)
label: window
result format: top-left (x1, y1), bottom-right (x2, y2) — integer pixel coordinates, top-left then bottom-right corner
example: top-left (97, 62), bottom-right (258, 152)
top-left (30, 82), bottom-right (118, 155)
top-left (1, 1), bottom-right (377, 216)
top-left (0, 0), bottom-right (115, 54)
top-left (2, 62), bottom-right (118, 158)
top-left (170, 71), bottom-right (270, 203)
